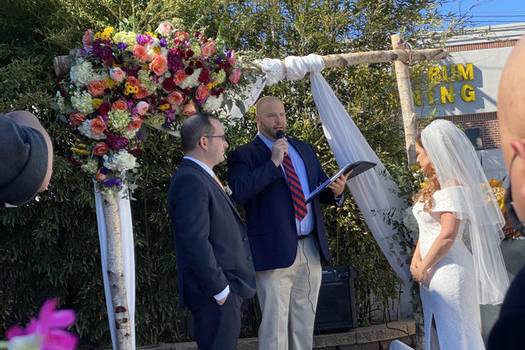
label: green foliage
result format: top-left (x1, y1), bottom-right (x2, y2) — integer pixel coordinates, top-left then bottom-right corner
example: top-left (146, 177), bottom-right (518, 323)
top-left (0, 0), bottom-right (457, 347)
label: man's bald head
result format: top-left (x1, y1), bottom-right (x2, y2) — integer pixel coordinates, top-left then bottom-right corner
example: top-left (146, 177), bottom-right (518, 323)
top-left (255, 96), bottom-right (284, 117)
top-left (498, 35), bottom-right (525, 223)
top-left (498, 36), bottom-right (525, 161)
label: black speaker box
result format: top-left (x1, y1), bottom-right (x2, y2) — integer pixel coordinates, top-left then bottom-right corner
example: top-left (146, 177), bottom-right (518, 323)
top-left (314, 265), bottom-right (358, 333)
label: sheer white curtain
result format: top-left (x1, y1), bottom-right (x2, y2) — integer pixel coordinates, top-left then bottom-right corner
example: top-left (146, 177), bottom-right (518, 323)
top-left (95, 187), bottom-right (136, 350)
top-left (256, 55), bottom-right (411, 283)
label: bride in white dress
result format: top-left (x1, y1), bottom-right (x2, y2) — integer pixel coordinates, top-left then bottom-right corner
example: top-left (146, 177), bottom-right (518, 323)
top-left (408, 120), bottom-right (509, 350)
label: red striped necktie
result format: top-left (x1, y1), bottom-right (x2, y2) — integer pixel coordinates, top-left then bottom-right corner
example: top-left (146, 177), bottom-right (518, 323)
top-left (282, 154), bottom-right (307, 221)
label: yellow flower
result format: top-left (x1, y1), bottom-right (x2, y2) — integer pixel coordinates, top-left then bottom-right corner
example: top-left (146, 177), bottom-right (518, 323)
top-left (71, 146), bottom-right (90, 156)
top-left (489, 178), bottom-right (503, 188)
top-left (158, 103), bottom-right (171, 111)
top-left (92, 98), bottom-right (103, 109)
top-left (100, 26), bottom-right (114, 40)
top-left (105, 78), bottom-right (117, 88)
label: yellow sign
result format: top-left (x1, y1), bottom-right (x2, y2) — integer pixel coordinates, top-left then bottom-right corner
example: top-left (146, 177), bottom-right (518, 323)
top-left (414, 63), bottom-right (477, 106)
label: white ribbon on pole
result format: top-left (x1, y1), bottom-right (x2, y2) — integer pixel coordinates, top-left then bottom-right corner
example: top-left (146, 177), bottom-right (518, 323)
top-left (95, 187), bottom-right (136, 350)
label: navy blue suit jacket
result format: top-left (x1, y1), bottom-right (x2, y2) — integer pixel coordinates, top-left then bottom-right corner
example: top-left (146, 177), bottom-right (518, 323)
top-left (227, 137), bottom-right (335, 271)
top-left (168, 159), bottom-right (256, 310)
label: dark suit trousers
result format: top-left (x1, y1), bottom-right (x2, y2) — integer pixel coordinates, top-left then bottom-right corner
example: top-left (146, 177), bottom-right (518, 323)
top-left (192, 293), bottom-right (243, 350)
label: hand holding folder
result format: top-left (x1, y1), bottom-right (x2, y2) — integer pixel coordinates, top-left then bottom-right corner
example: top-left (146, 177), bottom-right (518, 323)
top-left (305, 161), bottom-right (376, 203)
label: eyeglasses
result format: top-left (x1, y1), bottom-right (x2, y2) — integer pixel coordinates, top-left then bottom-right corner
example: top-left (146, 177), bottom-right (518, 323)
top-left (505, 152), bottom-right (525, 235)
top-left (205, 134), bottom-right (227, 141)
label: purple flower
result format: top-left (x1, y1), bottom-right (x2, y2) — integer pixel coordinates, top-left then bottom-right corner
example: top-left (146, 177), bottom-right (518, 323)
top-left (136, 34), bottom-right (152, 46)
top-left (106, 134), bottom-right (129, 150)
top-left (6, 299), bottom-right (78, 350)
top-left (136, 130), bottom-right (145, 141)
top-left (103, 178), bottom-right (123, 187)
top-left (117, 42), bottom-right (128, 50)
top-left (92, 39), bottom-right (114, 64)
top-left (159, 38), bottom-right (168, 47)
top-left (167, 49), bottom-right (184, 71)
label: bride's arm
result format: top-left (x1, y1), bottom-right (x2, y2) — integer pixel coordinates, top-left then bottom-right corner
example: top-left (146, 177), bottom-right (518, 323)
top-left (410, 240), bottom-right (422, 276)
top-left (413, 212), bottom-right (460, 282)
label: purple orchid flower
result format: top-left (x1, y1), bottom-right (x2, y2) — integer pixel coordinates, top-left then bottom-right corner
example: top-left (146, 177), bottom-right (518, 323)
top-left (6, 299), bottom-right (78, 350)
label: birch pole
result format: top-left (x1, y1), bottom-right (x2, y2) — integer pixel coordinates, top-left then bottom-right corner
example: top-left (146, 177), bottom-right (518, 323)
top-left (102, 192), bottom-right (132, 350)
top-left (391, 34), bottom-right (418, 165)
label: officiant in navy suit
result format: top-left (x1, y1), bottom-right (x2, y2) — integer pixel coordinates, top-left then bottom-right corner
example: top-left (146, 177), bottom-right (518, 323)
top-left (168, 113), bottom-right (256, 350)
top-left (227, 96), bottom-right (347, 349)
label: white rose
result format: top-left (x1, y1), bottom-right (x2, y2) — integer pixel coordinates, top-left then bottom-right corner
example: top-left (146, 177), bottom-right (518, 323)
top-left (155, 21), bottom-right (173, 36)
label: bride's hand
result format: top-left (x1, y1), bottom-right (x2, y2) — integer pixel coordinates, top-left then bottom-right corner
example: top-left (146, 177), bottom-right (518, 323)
top-left (412, 264), bottom-right (428, 284)
top-left (410, 256), bottom-right (421, 279)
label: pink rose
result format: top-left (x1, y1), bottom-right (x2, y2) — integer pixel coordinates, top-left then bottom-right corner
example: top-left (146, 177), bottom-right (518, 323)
top-left (201, 41), bottom-right (216, 58)
top-left (174, 70), bottom-right (188, 85)
top-left (136, 101), bottom-right (149, 116)
top-left (155, 21), bottom-right (173, 36)
top-left (195, 84), bottom-right (210, 103)
top-left (229, 68), bottom-right (241, 84)
top-left (133, 45), bottom-right (150, 62)
top-left (167, 91), bottom-right (185, 106)
top-left (228, 50), bottom-right (236, 66)
top-left (149, 54), bottom-right (168, 76)
top-left (182, 100), bottom-right (197, 116)
top-left (110, 67), bottom-right (126, 82)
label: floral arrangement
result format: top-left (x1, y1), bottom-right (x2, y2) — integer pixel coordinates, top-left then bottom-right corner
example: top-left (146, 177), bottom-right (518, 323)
top-left (54, 21), bottom-right (244, 193)
top-left (488, 178), bottom-right (520, 239)
top-left (1, 299), bottom-right (77, 350)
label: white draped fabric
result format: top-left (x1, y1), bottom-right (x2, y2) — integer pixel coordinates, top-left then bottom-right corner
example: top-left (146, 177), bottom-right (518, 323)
top-left (95, 188), bottom-right (136, 350)
top-left (256, 55), bottom-right (411, 283)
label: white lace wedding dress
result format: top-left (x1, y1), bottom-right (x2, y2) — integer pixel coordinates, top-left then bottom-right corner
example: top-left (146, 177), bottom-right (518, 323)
top-left (412, 186), bottom-right (485, 350)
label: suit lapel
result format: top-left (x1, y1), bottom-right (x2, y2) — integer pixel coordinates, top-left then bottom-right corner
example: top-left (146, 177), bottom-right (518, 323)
top-left (181, 159), bottom-right (244, 222)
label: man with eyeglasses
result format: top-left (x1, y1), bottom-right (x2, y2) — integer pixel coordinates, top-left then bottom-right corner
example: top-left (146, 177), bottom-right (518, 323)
top-left (488, 35), bottom-right (525, 349)
top-left (167, 112), bottom-right (255, 350)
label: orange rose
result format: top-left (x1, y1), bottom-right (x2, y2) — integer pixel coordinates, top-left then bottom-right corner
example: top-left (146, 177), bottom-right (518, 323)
top-left (93, 142), bottom-right (109, 156)
top-left (133, 44), bottom-right (150, 62)
top-left (112, 99), bottom-right (128, 111)
top-left (174, 70), bottom-right (188, 85)
top-left (182, 100), bottom-right (197, 116)
top-left (149, 54), bottom-right (168, 76)
top-left (91, 116), bottom-right (107, 134)
top-left (128, 117), bottom-right (143, 130)
top-left (167, 91), bottom-right (185, 106)
top-left (195, 84), bottom-right (209, 102)
top-left (87, 80), bottom-right (107, 97)
top-left (69, 112), bottom-right (85, 126)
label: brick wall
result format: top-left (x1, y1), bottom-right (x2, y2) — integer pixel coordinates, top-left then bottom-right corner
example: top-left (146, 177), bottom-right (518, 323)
top-left (443, 112), bottom-right (501, 149)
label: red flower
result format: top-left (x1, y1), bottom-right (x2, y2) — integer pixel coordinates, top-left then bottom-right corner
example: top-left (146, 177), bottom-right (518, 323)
top-left (99, 102), bottom-right (111, 116)
top-left (198, 69), bottom-right (211, 84)
top-left (162, 77), bottom-right (176, 91)
top-left (93, 142), bottom-right (109, 156)
top-left (69, 113), bottom-right (85, 127)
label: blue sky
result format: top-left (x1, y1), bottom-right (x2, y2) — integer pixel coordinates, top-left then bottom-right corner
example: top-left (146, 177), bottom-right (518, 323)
top-left (439, 0), bottom-right (525, 27)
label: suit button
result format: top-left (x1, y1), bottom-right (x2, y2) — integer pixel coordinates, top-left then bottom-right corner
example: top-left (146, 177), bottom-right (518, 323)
top-left (247, 255), bottom-right (252, 261)
top-left (243, 237), bottom-right (248, 241)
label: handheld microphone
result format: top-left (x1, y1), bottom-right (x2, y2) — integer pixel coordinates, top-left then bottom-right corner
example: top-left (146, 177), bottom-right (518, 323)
top-left (276, 130), bottom-right (285, 139)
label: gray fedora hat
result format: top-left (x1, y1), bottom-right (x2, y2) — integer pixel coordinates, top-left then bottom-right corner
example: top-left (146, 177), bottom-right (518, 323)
top-left (0, 111), bottom-right (51, 206)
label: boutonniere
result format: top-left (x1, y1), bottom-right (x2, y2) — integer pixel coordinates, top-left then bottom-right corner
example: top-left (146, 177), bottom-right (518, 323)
top-left (224, 184), bottom-right (232, 196)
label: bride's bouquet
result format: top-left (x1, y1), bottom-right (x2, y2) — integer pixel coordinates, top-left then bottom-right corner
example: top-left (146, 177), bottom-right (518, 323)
top-left (54, 21), bottom-right (244, 193)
